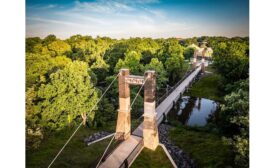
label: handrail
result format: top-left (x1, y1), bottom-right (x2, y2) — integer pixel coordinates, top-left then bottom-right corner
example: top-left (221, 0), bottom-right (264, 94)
top-left (118, 137), bottom-right (143, 168)
top-left (156, 68), bottom-right (195, 106)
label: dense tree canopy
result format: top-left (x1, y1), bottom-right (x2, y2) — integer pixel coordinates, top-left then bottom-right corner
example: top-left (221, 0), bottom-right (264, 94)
top-left (26, 35), bottom-right (249, 155)
top-left (26, 53), bottom-right (72, 87)
top-left (36, 61), bottom-right (99, 129)
top-left (145, 58), bottom-right (168, 89)
top-left (184, 47), bottom-right (195, 60)
top-left (47, 40), bottom-right (72, 57)
top-left (213, 41), bottom-right (249, 82)
top-left (115, 50), bottom-right (144, 74)
top-left (219, 79), bottom-right (249, 167)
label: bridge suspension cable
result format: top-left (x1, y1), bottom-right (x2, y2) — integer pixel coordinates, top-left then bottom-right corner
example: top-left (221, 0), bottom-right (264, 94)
top-left (130, 77), bottom-right (148, 109)
top-left (47, 73), bottom-right (119, 168)
top-left (131, 77), bottom-right (148, 121)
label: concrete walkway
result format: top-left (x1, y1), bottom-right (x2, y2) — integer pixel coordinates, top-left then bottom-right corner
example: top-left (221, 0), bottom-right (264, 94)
top-left (98, 65), bottom-right (202, 168)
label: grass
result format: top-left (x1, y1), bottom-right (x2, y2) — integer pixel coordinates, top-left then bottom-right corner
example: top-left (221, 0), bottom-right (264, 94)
top-left (26, 125), bottom-right (116, 168)
top-left (185, 72), bottom-right (224, 102)
top-left (169, 126), bottom-right (233, 168)
top-left (26, 117), bottom-right (144, 168)
top-left (131, 146), bottom-right (174, 168)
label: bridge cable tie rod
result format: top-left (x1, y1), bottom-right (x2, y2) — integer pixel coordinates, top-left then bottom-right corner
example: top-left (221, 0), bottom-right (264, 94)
top-left (47, 73), bottom-right (119, 168)
top-left (95, 135), bottom-right (115, 168)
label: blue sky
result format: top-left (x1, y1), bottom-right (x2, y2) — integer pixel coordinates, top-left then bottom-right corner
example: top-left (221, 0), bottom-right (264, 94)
top-left (26, 0), bottom-right (249, 39)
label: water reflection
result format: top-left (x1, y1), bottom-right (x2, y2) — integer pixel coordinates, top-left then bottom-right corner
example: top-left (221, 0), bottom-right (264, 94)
top-left (168, 96), bottom-right (217, 126)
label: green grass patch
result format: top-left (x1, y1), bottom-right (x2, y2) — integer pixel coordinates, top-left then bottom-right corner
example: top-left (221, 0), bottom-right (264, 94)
top-left (205, 65), bottom-right (217, 73)
top-left (169, 126), bottom-right (233, 168)
top-left (26, 125), bottom-right (116, 168)
top-left (185, 73), bottom-right (224, 102)
top-left (131, 146), bottom-right (174, 168)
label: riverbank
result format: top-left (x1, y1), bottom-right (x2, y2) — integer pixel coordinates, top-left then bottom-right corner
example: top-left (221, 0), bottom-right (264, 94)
top-left (185, 66), bottom-right (224, 102)
top-left (163, 65), bottom-right (234, 168)
top-left (169, 125), bottom-right (234, 168)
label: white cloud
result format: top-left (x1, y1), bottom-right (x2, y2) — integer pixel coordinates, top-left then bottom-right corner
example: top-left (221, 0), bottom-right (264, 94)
top-left (27, 0), bottom-right (196, 39)
top-left (26, 17), bottom-right (85, 27)
top-left (28, 4), bottom-right (58, 10)
top-left (72, 0), bottom-right (135, 13)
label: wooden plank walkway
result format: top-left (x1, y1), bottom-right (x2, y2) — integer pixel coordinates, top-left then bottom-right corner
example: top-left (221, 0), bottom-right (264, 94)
top-left (98, 135), bottom-right (143, 168)
top-left (98, 65), bottom-right (202, 168)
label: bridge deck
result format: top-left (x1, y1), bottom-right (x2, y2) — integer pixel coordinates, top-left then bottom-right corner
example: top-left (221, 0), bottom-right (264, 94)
top-left (98, 65), bottom-right (202, 168)
top-left (98, 135), bottom-right (142, 168)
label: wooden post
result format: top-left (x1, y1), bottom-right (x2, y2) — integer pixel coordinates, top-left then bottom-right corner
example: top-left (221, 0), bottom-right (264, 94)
top-left (115, 69), bottom-right (131, 140)
top-left (143, 70), bottom-right (159, 150)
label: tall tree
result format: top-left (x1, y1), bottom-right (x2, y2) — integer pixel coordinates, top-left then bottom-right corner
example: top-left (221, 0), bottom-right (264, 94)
top-left (145, 58), bottom-right (168, 89)
top-left (213, 42), bottom-right (249, 82)
top-left (184, 47), bottom-right (195, 61)
top-left (219, 79), bottom-right (249, 168)
top-left (26, 37), bottom-right (42, 53)
top-left (115, 50), bottom-right (144, 75)
top-left (48, 40), bottom-right (72, 57)
top-left (36, 61), bottom-right (99, 129)
top-left (26, 53), bottom-right (72, 88)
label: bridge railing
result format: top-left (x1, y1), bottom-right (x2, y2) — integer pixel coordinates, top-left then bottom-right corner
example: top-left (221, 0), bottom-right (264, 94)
top-left (118, 139), bottom-right (143, 168)
top-left (156, 68), bottom-right (196, 106)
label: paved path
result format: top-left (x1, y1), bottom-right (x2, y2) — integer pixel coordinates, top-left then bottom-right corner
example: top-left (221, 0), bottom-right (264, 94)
top-left (98, 65), bottom-right (202, 168)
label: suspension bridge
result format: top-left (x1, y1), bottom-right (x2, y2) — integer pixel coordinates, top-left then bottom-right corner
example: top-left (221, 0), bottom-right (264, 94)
top-left (48, 58), bottom-right (207, 168)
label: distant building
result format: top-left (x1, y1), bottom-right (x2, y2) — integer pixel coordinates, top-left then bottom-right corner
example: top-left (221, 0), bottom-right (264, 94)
top-left (188, 42), bottom-right (213, 58)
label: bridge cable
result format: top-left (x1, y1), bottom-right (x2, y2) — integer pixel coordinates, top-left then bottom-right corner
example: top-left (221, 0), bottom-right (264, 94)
top-left (47, 73), bottom-right (119, 168)
top-left (95, 134), bottom-right (115, 168)
top-left (130, 77), bottom-right (148, 109)
top-left (132, 78), bottom-right (149, 120)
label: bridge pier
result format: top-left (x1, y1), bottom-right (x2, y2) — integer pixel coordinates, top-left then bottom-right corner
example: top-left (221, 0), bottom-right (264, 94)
top-left (115, 69), bottom-right (131, 140)
top-left (143, 71), bottom-right (159, 150)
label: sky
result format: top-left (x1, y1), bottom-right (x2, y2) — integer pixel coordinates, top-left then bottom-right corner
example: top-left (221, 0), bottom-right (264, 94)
top-left (26, 0), bottom-right (249, 39)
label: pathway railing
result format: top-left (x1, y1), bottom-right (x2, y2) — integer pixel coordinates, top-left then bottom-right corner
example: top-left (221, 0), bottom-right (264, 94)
top-left (156, 68), bottom-right (195, 106)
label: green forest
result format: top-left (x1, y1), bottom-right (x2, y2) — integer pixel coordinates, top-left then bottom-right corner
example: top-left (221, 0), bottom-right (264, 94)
top-left (26, 35), bottom-right (249, 168)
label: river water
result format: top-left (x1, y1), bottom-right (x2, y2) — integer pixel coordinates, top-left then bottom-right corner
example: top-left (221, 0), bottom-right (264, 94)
top-left (167, 96), bottom-right (218, 126)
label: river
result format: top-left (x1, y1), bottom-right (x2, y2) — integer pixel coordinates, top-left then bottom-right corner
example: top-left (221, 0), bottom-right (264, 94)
top-left (167, 96), bottom-right (218, 126)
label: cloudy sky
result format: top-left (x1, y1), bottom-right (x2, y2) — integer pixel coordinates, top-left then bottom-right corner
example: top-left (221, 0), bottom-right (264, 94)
top-left (26, 0), bottom-right (249, 39)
